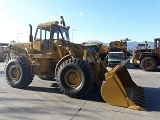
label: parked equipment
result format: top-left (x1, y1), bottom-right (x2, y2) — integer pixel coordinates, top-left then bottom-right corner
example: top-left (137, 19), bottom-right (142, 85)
top-left (109, 40), bottom-right (127, 52)
top-left (0, 43), bottom-right (9, 62)
top-left (130, 38), bottom-right (159, 71)
top-left (82, 41), bottom-right (109, 62)
top-left (136, 41), bottom-right (150, 50)
top-left (109, 38), bottom-right (131, 59)
top-left (5, 16), bottom-right (145, 110)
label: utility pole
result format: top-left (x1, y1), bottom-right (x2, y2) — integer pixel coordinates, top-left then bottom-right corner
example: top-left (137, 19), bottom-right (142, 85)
top-left (17, 33), bottom-right (23, 43)
top-left (72, 29), bottom-right (76, 42)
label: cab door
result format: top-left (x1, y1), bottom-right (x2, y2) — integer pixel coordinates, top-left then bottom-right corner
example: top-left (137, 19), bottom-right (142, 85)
top-left (41, 27), bottom-right (50, 52)
top-left (33, 27), bottom-right (51, 52)
top-left (33, 28), bottom-right (41, 51)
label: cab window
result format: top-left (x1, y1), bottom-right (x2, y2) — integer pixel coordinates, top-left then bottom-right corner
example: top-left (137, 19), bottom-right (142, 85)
top-left (35, 28), bottom-right (40, 40)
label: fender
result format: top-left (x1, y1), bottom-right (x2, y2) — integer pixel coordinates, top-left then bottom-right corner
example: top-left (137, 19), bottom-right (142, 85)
top-left (55, 54), bottom-right (72, 75)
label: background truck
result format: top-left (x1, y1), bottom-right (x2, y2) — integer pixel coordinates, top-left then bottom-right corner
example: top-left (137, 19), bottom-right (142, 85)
top-left (5, 16), bottom-right (145, 110)
top-left (0, 43), bottom-right (9, 62)
top-left (107, 51), bottom-right (125, 67)
top-left (130, 38), bottom-right (160, 71)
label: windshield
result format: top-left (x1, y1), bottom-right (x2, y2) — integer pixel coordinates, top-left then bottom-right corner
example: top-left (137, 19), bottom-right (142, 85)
top-left (109, 53), bottom-right (124, 59)
top-left (53, 26), bottom-right (70, 41)
top-left (86, 46), bottom-right (98, 53)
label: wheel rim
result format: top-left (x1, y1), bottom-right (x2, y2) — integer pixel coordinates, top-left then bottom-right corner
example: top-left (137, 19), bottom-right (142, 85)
top-left (8, 65), bottom-right (21, 81)
top-left (64, 69), bottom-right (82, 88)
top-left (145, 61), bottom-right (153, 69)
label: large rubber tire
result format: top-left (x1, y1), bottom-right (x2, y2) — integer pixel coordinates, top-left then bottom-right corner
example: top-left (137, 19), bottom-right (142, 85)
top-left (56, 58), bottom-right (95, 98)
top-left (140, 57), bottom-right (157, 71)
top-left (5, 56), bottom-right (34, 88)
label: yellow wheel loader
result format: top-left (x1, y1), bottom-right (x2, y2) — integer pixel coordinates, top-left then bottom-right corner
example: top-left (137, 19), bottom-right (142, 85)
top-left (5, 16), bottom-right (145, 110)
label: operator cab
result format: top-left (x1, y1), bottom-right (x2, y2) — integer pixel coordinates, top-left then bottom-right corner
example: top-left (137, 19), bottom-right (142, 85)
top-left (30, 16), bottom-right (70, 52)
top-left (34, 22), bottom-right (70, 52)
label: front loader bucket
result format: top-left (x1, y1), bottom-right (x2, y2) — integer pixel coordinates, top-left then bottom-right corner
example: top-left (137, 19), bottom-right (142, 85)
top-left (101, 60), bottom-right (145, 110)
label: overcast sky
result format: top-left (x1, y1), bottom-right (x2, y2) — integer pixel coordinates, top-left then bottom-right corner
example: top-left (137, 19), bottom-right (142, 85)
top-left (0, 0), bottom-right (160, 43)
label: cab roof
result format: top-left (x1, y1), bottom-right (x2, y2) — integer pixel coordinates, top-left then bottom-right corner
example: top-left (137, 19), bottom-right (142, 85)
top-left (37, 21), bottom-right (70, 30)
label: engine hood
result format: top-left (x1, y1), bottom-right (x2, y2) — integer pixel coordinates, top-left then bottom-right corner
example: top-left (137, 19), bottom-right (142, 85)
top-left (9, 42), bottom-right (32, 55)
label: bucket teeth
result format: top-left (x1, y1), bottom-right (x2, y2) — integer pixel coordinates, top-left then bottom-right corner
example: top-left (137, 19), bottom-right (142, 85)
top-left (133, 101), bottom-right (146, 107)
top-left (131, 87), bottom-right (146, 108)
top-left (132, 96), bottom-right (145, 102)
top-left (132, 97), bottom-right (146, 106)
top-left (133, 92), bottom-right (145, 98)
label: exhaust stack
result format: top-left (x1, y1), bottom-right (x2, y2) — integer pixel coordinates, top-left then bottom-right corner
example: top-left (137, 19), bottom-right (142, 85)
top-left (60, 16), bottom-right (66, 27)
top-left (29, 24), bottom-right (33, 42)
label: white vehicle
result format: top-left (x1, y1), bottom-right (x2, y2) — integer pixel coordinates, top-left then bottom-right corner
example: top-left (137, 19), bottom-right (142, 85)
top-left (107, 51), bottom-right (125, 67)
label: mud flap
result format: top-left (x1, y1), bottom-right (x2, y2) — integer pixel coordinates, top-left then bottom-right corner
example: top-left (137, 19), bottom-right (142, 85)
top-left (101, 60), bottom-right (145, 110)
